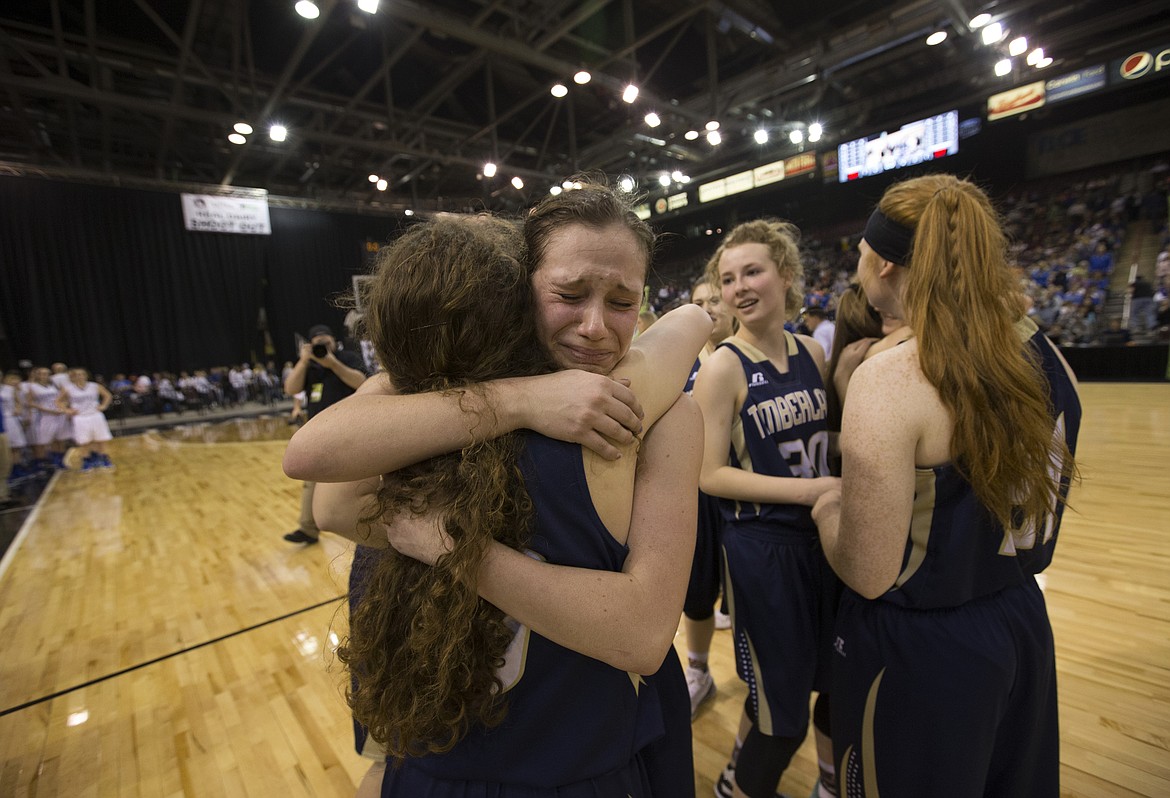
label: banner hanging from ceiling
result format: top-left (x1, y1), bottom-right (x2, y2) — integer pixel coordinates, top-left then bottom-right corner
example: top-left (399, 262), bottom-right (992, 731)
top-left (180, 192), bottom-right (272, 235)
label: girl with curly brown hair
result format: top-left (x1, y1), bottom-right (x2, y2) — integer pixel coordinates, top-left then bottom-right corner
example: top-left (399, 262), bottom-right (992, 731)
top-left (285, 184), bottom-right (711, 796)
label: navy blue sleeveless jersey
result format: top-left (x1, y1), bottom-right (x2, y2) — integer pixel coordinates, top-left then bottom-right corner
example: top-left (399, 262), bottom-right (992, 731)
top-left (384, 432), bottom-right (664, 795)
top-left (831, 323), bottom-right (1078, 796)
top-left (349, 544), bottom-right (384, 759)
top-left (880, 326), bottom-right (1081, 609)
top-left (717, 334), bottom-right (829, 532)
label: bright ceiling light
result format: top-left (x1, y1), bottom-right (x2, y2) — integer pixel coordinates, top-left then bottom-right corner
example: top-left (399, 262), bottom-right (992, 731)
top-left (684, 130), bottom-right (700, 141)
top-left (970, 13), bottom-right (991, 29)
top-left (705, 120), bottom-right (720, 131)
top-left (550, 83), bottom-right (568, 98)
top-left (671, 170), bottom-right (684, 183)
top-left (1009, 36), bottom-right (1027, 57)
top-left (658, 173), bottom-right (671, 187)
top-left (573, 70), bottom-right (591, 85)
top-left (549, 185), bottom-right (563, 196)
top-left (707, 130), bottom-right (721, 145)
top-left (754, 129), bottom-right (769, 144)
top-left (644, 112), bottom-right (661, 127)
top-left (1036, 56), bottom-right (1053, 68)
top-left (483, 162), bottom-right (497, 178)
top-left (562, 180), bottom-right (574, 189)
top-left (995, 58), bottom-right (1012, 76)
top-left (368, 174), bottom-right (379, 183)
top-left (1027, 47), bottom-right (1044, 66)
top-left (926, 31), bottom-right (947, 46)
top-left (982, 21), bottom-right (1004, 45)
top-left (789, 129), bottom-right (804, 144)
top-left (618, 176), bottom-right (635, 193)
top-left (623, 85), bottom-right (639, 103)
top-left (376, 178), bottom-right (388, 191)
top-left (233, 122), bottom-right (253, 135)
top-left (808, 122), bottom-right (823, 142)
top-left (269, 124), bottom-right (287, 142)
top-left (511, 176), bottom-right (524, 190)
top-left (357, 0), bottom-right (379, 12)
top-left (404, 209), bottom-right (414, 216)
top-left (228, 133), bottom-right (246, 145)
top-left (294, 1), bottom-right (320, 20)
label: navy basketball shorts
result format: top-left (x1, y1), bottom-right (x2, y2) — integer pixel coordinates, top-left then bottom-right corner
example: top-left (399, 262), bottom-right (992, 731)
top-left (831, 578), bottom-right (1059, 798)
top-left (683, 491), bottom-right (724, 620)
top-left (721, 522), bottom-right (839, 737)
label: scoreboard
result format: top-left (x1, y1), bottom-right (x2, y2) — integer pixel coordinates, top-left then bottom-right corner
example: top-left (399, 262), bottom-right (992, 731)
top-left (838, 110), bottom-right (959, 182)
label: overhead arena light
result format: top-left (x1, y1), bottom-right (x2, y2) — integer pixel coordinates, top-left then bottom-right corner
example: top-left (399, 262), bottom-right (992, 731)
top-left (1009, 37), bottom-right (1027, 57)
top-left (808, 122), bottom-right (823, 142)
top-left (294, 1), bottom-right (320, 20)
top-left (357, 0), bottom-right (379, 12)
top-left (573, 70), bottom-right (591, 85)
top-left (707, 130), bottom-right (721, 145)
top-left (483, 162), bottom-right (497, 178)
top-left (982, 21), bottom-right (1004, 45)
top-left (618, 176), bottom-right (635, 192)
top-left (644, 112), bottom-right (661, 127)
top-left (269, 124), bottom-right (287, 142)
top-left (511, 176), bottom-right (524, 190)
top-left (623, 85), bottom-right (639, 103)
top-left (684, 130), bottom-right (700, 140)
top-left (926, 31), bottom-right (947, 46)
top-left (995, 58), bottom-right (1012, 76)
top-left (754, 129), bottom-right (769, 144)
top-left (789, 129), bottom-right (804, 144)
top-left (376, 179), bottom-right (388, 191)
top-left (550, 83), bottom-right (568, 98)
top-left (233, 122), bottom-right (253, 135)
top-left (969, 13), bottom-right (991, 29)
top-left (228, 133), bottom-right (246, 145)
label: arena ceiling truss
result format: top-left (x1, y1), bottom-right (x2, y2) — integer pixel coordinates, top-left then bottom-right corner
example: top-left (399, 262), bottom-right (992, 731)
top-left (0, 0), bottom-right (1166, 213)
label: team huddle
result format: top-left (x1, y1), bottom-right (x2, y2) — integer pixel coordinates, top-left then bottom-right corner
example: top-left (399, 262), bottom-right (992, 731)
top-left (281, 173), bottom-right (1081, 798)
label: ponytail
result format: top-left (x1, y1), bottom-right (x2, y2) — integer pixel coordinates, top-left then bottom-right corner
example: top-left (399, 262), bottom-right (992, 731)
top-left (881, 175), bottom-right (1076, 540)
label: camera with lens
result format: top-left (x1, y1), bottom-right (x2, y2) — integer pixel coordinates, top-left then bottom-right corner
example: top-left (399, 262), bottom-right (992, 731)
top-left (311, 343), bottom-right (329, 359)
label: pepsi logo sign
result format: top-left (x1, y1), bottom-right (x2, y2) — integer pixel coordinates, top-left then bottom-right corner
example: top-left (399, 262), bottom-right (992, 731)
top-left (1118, 47), bottom-right (1169, 80)
top-left (1121, 51), bottom-right (1153, 79)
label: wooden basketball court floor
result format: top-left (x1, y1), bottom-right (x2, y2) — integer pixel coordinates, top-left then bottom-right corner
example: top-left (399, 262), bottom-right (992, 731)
top-left (0, 383), bottom-right (1166, 797)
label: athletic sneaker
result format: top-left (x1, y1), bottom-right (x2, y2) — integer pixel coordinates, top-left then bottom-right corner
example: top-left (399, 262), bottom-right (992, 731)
top-left (686, 664), bottom-right (715, 718)
top-left (714, 609), bottom-right (732, 629)
top-left (283, 529), bottom-right (319, 544)
top-left (713, 763), bottom-right (792, 798)
top-left (99, 454), bottom-right (115, 470)
top-left (81, 454), bottom-right (98, 472)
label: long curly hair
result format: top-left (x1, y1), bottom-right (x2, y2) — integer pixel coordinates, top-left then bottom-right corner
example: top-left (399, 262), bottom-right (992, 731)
top-left (878, 173), bottom-right (1077, 539)
top-left (703, 219), bottom-right (805, 320)
top-left (338, 216), bottom-right (554, 760)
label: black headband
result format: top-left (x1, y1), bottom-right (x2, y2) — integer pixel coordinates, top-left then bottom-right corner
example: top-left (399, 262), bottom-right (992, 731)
top-left (863, 209), bottom-right (914, 266)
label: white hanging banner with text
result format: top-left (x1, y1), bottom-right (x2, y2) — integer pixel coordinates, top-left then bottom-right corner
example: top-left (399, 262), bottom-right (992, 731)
top-left (181, 193), bottom-right (272, 235)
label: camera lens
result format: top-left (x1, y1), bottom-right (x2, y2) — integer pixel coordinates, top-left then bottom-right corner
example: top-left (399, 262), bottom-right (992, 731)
top-left (312, 343), bottom-right (328, 358)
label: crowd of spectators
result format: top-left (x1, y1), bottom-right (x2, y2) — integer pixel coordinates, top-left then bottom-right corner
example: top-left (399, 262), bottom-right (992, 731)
top-left (101, 362), bottom-right (292, 419)
top-left (649, 162), bottom-right (1170, 347)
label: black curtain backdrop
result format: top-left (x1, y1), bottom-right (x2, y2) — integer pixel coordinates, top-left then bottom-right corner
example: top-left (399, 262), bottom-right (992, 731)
top-left (0, 177), bottom-right (402, 377)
